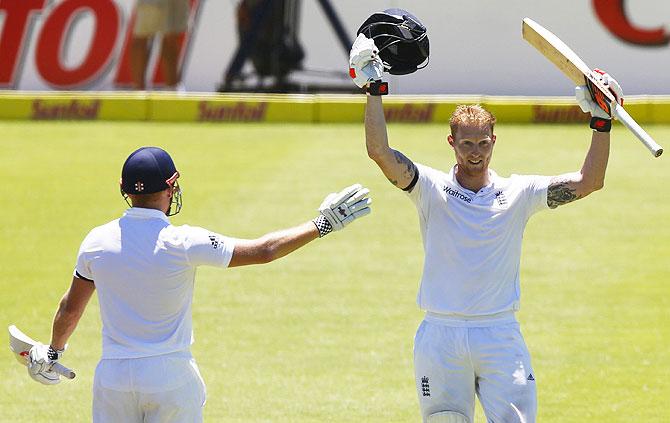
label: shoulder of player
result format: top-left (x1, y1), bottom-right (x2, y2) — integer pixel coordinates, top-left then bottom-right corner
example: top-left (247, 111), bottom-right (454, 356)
top-left (507, 173), bottom-right (551, 187)
top-left (82, 218), bottom-right (120, 241)
top-left (414, 162), bottom-right (451, 182)
top-left (165, 224), bottom-right (230, 246)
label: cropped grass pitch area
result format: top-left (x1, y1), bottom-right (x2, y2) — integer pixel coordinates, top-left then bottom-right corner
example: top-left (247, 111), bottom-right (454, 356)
top-left (1, 121), bottom-right (668, 422)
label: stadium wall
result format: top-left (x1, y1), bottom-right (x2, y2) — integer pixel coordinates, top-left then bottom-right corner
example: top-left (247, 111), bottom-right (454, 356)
top-left (0, 1), bottom-right (668, 95)
top-left (1, 91), bottom-right (669, 124)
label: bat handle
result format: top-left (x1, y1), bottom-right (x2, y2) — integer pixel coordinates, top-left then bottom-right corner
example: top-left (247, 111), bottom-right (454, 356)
top-left (51, 362), bottom-right (76, 379)
top-left (612, 104), bottom-right (664, 158)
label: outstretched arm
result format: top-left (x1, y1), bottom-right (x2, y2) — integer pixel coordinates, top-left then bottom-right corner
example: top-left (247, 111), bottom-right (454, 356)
top-left (365, 95), bottom-right (418, 190)
top-left (229, 222), bottom-right (319, 267)
top-left (229, 184), bottom-right (371, 267)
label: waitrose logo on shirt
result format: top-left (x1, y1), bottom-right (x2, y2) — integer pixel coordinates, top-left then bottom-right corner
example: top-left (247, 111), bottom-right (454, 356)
top-left (443, 186), bottom-right (472, 203)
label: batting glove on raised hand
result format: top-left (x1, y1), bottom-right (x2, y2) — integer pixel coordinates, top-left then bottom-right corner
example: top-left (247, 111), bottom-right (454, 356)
top-left (27, 343), bottom-right (64, 385)
top-left (349, 34), bottom-right (384, 89)
top-left (576, 69), bottom-right (624, 132)
top-left (313, 184), bottom-right (371, 237)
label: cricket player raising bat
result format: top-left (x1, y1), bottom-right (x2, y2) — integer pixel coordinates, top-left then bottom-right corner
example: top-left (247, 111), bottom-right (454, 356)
top-left (26, 146), bottom-right (371, 422)
top-left (350, 9), bottom-right (622, 423)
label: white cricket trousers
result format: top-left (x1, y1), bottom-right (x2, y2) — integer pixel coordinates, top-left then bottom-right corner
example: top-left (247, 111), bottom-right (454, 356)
top-left (414, 313), bottom-right (536, 423)
top-left (93, 351), bottom-right (206, 423)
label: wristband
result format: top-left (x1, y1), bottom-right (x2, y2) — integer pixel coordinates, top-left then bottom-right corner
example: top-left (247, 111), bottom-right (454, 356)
top-left (312, 215), bottom-right (333, 238)
top-left (367, 81), bottom-right (388, 96)
top-left (590, 116), bottom-right (611, 132)
top-left (48, 345), bottom-right (64, 361)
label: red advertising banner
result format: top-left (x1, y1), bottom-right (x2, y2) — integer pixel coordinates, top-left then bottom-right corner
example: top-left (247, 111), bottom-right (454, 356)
top-left (0, 0), bottom-right (668, 94)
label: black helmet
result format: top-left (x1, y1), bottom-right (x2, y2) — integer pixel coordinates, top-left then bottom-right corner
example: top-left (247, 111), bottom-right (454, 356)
top-left (357, 8), bottom-right (429, 75)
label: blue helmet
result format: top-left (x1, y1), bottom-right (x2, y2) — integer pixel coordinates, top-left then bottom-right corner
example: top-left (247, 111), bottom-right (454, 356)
top-left (120, 147), bottom-right (182, 215)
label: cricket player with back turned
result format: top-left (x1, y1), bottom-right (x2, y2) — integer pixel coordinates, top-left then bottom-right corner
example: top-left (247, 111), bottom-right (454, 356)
top-left (349, 9), bottom-right (623, 423)
top-left (25, 146), bottom-right (371, 422)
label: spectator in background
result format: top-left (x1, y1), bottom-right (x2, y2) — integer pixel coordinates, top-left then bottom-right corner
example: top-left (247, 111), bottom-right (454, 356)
top-left (131, 0), bottom-right (189, 91)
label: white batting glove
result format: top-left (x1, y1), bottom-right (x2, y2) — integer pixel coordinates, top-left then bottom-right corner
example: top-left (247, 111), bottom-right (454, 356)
top-left (313, 184), bottom-right (371, 237)
top-left (594, 68), bottom-right (624, 106)
top-left (349, 34), bottom-right (384, 88)
top-left (576, 69), bottom-right (624, 118)
top-left (27, 343), bottom-right (64, 385)
top-left (575, 86), bottom-right (609, 119)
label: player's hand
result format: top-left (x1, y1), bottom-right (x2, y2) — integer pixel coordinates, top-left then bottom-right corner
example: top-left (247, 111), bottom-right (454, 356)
top-left (349, 34), bottom-right (384, 88)
top-left (27, 343), bottom-right (64, 385)
top-left (313, 184), bottom-right (371, 237)
top-left (576, 69), bottom-right (624, 118)
top-left (593, 68), bottom-right (624, 106)
top-left (575, 86), bottom-right (609, 119)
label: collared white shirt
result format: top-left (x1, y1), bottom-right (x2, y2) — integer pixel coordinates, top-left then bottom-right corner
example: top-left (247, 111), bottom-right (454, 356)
top-left (75, 207), bottom-right (236, 359)
top-left (407, 163), bottom-right (551, 316)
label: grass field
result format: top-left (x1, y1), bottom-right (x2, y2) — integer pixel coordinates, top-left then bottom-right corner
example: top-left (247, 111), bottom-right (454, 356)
top-left (1, 121), bottom-right (668, 422)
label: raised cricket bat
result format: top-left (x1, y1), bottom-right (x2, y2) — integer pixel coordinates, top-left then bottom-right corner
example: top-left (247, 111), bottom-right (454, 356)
top-left (8, 325), bottom-right (75, 379)
top-left (522, 17), bottom-right (663, 158)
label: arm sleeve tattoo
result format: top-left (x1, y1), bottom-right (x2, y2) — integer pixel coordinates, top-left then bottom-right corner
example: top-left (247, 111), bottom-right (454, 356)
top-left (546, 179), bottom-right (580, 208)
top-left (389, 150), bottom-right (418, 191)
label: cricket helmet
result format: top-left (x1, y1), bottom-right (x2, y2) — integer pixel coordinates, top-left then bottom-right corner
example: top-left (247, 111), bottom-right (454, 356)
top-left (120, 146), bottom-right (182, 215)
top-left (357, 8), bottom-right (429, 75)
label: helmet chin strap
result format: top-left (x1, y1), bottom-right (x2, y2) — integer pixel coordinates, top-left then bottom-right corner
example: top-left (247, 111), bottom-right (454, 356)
top-left (120, 187), bottom-right (132, 208)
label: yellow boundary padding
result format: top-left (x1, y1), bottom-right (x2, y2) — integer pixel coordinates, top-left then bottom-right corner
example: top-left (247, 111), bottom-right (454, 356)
top-left (0, 91), bottom-right (668, 124)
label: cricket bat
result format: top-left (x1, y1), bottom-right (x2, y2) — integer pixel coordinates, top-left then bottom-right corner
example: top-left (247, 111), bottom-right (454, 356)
top-left (8, 325), bottom-right (76, 379)
top-left (522, 17), bottom-right (663, 158)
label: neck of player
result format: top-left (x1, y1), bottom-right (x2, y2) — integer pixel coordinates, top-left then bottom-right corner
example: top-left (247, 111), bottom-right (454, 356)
top-left (455, 164), bottom-right (490, 192)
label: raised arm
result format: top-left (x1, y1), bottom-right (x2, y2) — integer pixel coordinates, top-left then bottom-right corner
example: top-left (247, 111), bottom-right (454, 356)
top-left (547, 70), bottom-right (622, 208)
top-left (349, 34), bottom-right (418, 191)
top-left (229, 184), bottom-right (371, 267)
top-left (547, 131), bottom-right (609, 208)
top-left (365, 95), bottom-right (418, 190)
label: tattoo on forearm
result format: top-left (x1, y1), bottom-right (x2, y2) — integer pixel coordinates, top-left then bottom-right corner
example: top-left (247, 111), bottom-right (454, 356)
top-left (547, 180), bottom-right (580, 208)
top-left (391, 150), bottom-right (417, 188)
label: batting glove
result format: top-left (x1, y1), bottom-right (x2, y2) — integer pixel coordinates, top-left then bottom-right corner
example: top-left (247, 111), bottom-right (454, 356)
top-left (349, 34), bottom-right (385, 91)
top-left (27, 343), bottom-right (65, 385)
top-left (593, 68), bottom-right (624, 106)
top-left (313, 184), bottom-right (372, 237)
top-left (576, 69), bottom-right (624, 132)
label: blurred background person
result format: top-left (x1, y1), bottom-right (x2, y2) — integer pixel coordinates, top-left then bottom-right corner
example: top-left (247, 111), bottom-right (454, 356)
top-left (131, 0), bottom-right (189, 91)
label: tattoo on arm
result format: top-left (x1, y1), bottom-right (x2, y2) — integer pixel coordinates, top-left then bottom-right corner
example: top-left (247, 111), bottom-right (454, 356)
top-left (547, 180), bottom-right (580, 208)
top-left (390, 150), bottom-right (417, 189)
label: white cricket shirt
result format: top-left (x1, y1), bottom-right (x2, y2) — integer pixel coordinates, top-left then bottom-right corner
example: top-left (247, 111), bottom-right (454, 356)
top-left (407, 163), bottom-right (551, 317)
top-left (75, 207), bottom-right (236, 359)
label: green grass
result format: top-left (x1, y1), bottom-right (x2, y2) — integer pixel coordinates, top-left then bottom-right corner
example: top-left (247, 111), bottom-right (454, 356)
top-left (0, 121), bottom-right (668, 422)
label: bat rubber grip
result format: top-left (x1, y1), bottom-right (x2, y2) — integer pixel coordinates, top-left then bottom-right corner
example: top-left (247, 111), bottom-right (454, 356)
top-left (51, 362), bottom-right (76, 379)
top-left (612, 104), bottom-right (664, 158)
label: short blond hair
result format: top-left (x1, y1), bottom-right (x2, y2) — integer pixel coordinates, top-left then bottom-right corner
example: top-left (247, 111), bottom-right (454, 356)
top-left (449, 104), bottom-right (496, 136)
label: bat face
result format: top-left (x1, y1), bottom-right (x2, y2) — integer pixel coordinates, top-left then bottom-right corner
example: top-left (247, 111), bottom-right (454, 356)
top-left (8, 325), bottom-right (37, 365)
top-left (8, 325), bottom-right (77, 379)
top-left (522, 17), bottom-right (663, 157)
top-left (522, 17), bottom-right (617, 116)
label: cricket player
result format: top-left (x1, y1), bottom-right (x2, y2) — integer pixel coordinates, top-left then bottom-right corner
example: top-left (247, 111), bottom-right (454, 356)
top-left (26, 146), bottom-right (371, 422)
top-left (349, 33), bottom-right (623, 422)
